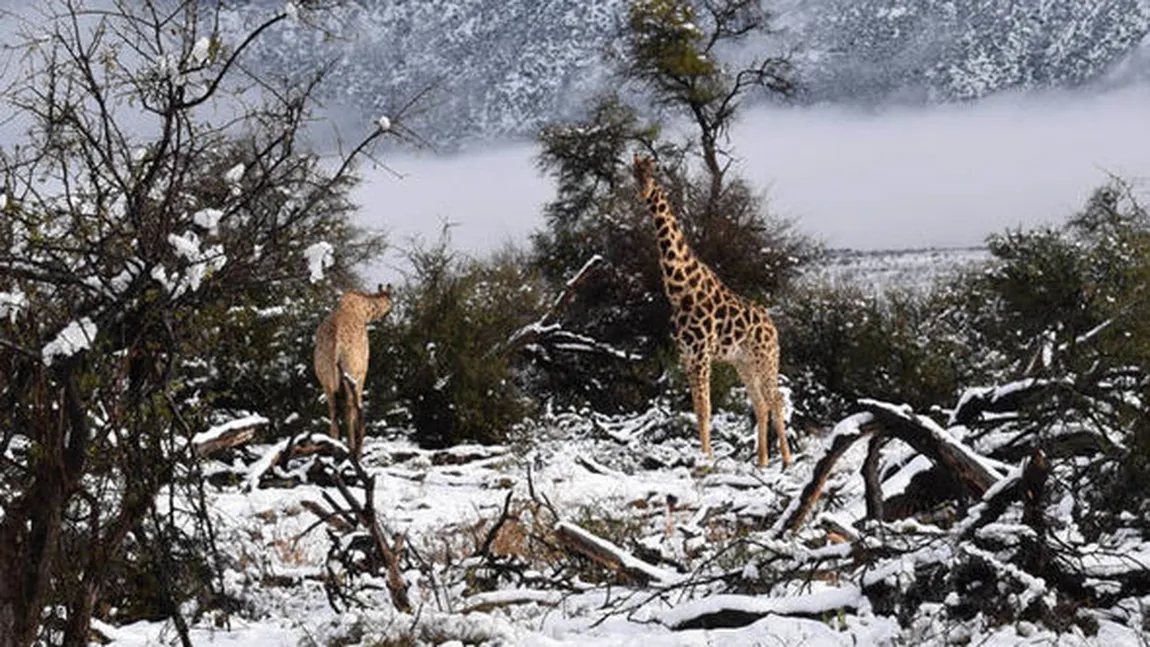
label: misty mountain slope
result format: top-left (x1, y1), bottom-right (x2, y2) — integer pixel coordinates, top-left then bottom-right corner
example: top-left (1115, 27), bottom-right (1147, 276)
top-left (229, 0), bottom-right (1150, 146)
top-left (226, 0), bottom-right (619, 146)
top-left (797, 0), bottom-right (1150, 102)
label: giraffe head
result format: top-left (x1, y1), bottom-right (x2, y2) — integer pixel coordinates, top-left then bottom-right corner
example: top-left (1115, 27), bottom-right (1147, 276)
top-left (364, 283), bottom-right (394, 321)
top-left (632, 153), bottom-right (657, 198)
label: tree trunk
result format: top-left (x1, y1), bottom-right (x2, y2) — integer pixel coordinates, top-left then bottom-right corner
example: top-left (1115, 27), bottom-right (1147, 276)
top-left (0, 487), bottom-right (64, 647)
top-left (0, 372), bottom-right (80, 647)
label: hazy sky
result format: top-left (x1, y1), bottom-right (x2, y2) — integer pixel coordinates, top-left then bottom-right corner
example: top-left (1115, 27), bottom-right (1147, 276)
top-left (356, 84), bottom-right (1150, 283)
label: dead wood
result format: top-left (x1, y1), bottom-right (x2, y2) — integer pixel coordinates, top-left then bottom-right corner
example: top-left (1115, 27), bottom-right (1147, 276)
top-left (780, 419), bottom-right (877, 534)
top-left (951, 380), bottom-right (1050, 426)
top-left (474, 490), bottom-right (515, 560)
top-left (298, 499), bottom-right (353, 534)
top-left (660, 588), bottom-right (864, 631)
top-left (553, 521), bottom-right (679, 586)
top-left (958, 449), bottom-right (1049, 542)
top-left (784, 401), bottom-right (1008, 535)
top-left (860, 401), bottom-right (1000, 495)
top-left (193, 423), bottom-right (259, 457)
top-left (863, 435), bottom-right (886, 522)
top-left (503, 254), bottom-right (604, 353)
top-left (313, 392), bottom-right (411, 614)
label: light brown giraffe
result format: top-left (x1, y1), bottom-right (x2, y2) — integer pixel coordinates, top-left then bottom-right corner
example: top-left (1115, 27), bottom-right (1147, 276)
top-left (632, 153), bottom-right (791, 468)
top-left (314, 285), bottom-right (393, 459)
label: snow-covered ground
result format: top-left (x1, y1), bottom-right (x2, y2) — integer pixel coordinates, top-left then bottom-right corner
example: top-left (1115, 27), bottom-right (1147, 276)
top-left (801, 247), bottom-right (991, 293)
top-left (100, 398), bottom-right (1150, 646)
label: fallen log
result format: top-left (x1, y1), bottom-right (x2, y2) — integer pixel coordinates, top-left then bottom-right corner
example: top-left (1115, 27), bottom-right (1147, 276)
top-left (553, 521), bottom-right (681, 586)
top-left (859, 399), bottom-right (1003, 495)
top-left (956, 449), bottom-right (1048, 542)
top-left (783, 401), bottom-right (1011, 535)
top-left (192, 414), bottom-right (267, 457)
top-left (656, 585), bottom-right (865, 631)
top-left (779, 413), bottom-right (878, 534)
top-left (460, 589), bottom-right (562, 614)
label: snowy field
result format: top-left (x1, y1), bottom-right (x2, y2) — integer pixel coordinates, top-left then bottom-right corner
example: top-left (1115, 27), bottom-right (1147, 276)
top-left (798, 247), bottom-right (991, 293)
top-left (99, 392), bottom-right (1150, 646)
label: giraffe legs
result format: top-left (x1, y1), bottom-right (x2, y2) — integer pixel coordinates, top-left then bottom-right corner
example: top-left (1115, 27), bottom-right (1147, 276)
top-left (341, 376), bottom-right (365, 460)
top-left (336, 366), bottom-right (366, 460)
top-left (324, 385), bottom-right (340, 443)
top-left (734, 356), bottom-right (791, 469)
top-left (766, 383), bottom-right (791, 468)
top-left (734, 362), bottom-right (772, 468)
top-left (685, 356), bottom-right (713, 460)
top-left (352, 383), bottom-right (365, 460)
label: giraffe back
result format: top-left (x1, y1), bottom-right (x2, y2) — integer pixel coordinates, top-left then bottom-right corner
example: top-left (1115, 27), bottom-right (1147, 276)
top-left (315, 288), bottom-right (392, 389)
top-left (314, 286), bottom-right (392, 455)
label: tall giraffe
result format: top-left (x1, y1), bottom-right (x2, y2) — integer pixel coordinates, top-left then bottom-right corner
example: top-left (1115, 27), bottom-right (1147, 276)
top-left (632, 153), bottom-right (791, 467)
top-left (314, 285), bottom-right (393, 460)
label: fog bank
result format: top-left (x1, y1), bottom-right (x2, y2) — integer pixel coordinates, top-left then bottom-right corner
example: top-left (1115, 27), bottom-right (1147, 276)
top-left (352, 86), bottom-right (1150, 281)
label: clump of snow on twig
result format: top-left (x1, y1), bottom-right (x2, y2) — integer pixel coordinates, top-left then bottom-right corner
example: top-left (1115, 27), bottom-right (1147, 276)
top-left (42, 317), bottom-right (97, 365)
top-left (376, 115), bottom-right (392, 132)
top-left (190, 37), bottom-right (212, 65)
top-left (0, 289), bottom-right (26, 322)
top-left (304, 241), bottom-right (334, 283)
top-left (193, 208), bottom-right (224, 236)
top-left (224, 163), bottom-right (245, 195)
top-left (168, 231), bottom-right (227, 294)
top-left (224, 163), bottom-right (245, 184)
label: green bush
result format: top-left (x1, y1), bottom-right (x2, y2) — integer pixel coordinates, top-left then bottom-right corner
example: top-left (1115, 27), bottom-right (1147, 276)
top-left (945, 183), bottom-right (1150, 513)
top-left (370, 235), bottom-right (545, 448)
top-left (779, 282), bottom-right (973, 425)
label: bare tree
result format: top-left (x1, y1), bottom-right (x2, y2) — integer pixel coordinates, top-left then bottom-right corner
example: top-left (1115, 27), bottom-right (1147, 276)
top-left (0, 2), bottom-right (402, 645)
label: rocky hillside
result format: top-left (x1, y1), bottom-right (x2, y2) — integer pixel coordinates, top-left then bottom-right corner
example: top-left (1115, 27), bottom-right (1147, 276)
top-left (227, 0), bottom-right (1150, 146)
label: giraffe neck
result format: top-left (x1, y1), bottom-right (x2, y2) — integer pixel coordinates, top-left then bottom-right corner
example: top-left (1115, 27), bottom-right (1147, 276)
top-left (645, 183), bottom-right (708, 306)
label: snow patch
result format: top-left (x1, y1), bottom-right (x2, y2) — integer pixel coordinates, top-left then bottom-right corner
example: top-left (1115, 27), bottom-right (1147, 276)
top-left (304, 241), bottom-right (335, 283)
top-left (0, 289), bottom-right (26, 322)
top-left (193, 208), bottom-right (224, 235)
top-left (42, 317), bottom-right (98, 365)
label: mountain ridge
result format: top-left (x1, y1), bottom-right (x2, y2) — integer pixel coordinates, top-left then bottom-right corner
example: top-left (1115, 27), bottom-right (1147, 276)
top-left (227, 0), bottom-right (1150, 147)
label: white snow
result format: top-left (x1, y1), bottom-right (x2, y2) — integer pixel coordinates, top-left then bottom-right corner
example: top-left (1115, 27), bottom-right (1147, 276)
top-left (224, 163), bottom-right (245, 184)
top-left (0, 288), bottom-right (26, 322)
top-left (193, 208), bottom-right (224, 235)
top-left (190, 37), bottom-right (212, 65)
top-left (91, 383), bottom-right (1149, 647)
top-left (243, 436), bottom-right (292, 492)
top-left (304, 241), bottom-right (334, 283)
top-left (168, 231), bottom-right (227, 293)
top-left (656, 584), bottom-right (866, 629)
top-left (376, 115), bottom-right (392, 132)
top-left (42, 317), bottom-right (97, 365)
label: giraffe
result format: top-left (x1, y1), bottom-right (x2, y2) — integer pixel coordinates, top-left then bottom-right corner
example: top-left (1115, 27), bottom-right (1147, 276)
top-left (632, 153), bottom-right (791, 468)
top-left (313, 284), bottom-right (393, 459)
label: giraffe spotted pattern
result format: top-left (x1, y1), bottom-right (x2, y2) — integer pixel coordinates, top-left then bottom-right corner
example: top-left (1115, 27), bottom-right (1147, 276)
top-left (633, 153), bottom-right (791, 468)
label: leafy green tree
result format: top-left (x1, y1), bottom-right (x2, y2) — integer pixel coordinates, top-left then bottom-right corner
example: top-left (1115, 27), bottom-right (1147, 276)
top-left (622, 0), bottom-right (795, 208)
top-left (371, 233), bottom-right (545, 448)
top-left (530, 0), bottom-right (814, 411)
